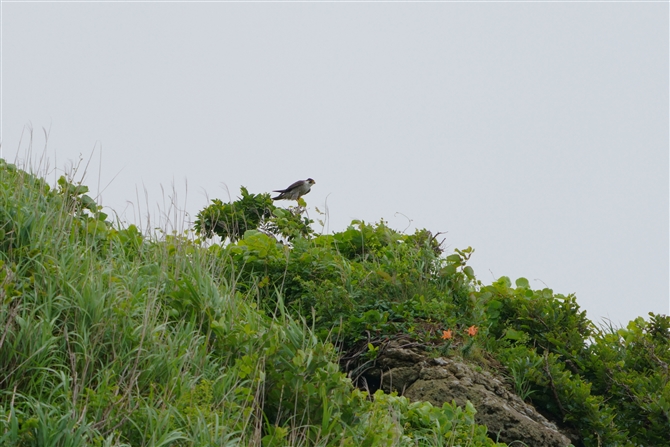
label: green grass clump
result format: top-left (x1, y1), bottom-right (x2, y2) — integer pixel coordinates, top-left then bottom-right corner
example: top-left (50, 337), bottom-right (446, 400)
top-left (0, 159), bottom-right (505, 446)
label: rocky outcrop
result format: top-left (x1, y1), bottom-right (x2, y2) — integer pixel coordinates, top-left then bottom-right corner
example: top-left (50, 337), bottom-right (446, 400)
top-left (357, 342), bottom-right (574, 447)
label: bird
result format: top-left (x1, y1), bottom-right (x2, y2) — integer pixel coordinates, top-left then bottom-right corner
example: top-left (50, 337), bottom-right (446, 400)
top-left (272, 178), bottom-right (316, 201)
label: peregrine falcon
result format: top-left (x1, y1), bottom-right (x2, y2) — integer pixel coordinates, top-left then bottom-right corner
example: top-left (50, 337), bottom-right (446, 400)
top-left (272, 178), bottom-right (316, 201)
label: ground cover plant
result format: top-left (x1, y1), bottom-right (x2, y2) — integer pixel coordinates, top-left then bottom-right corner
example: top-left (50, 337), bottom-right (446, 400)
top-left (0, 160), bottom-right (506, 446)
top-left (1, 159), bottom-right (668, 447)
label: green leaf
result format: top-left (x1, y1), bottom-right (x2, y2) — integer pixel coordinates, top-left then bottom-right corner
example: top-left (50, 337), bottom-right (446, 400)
top-left (81, 194), bottom-right (98, 211)
top-left (515, 277), bottom-right (530, 289)
top-left (73, 185), bottom-right (89, 195)
top-left (446, 254), bottom-right (462, 265)
top-left (504, 328), bottom-right (526, 341)
top-left (463, 266), bottom-right (475, 279)
top-left (441, 265), bottom-right (457, 276)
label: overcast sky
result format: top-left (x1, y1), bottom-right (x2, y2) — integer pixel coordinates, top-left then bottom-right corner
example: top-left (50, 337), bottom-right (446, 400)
top-left (1, 1), bottom-right (668, 327)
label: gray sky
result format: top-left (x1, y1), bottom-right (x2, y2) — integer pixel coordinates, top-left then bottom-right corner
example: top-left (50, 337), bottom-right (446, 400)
top-left (2, 1), bottom-right (668, 327)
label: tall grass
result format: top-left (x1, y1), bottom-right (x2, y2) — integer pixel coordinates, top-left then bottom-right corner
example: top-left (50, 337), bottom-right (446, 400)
top-left (0, 159), bottom-right (269, 445)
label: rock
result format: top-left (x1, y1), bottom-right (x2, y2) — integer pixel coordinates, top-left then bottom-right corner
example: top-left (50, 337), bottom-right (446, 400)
top-left (361, 342), bottom-right (573, 447)
top-left (379, 365), bottom-right (420, 394)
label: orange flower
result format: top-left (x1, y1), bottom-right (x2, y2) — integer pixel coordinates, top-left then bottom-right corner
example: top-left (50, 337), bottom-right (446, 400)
top-left (467, 325), bottom-right (478, 336)
top-left (442, 329), bottom-right (453, 340)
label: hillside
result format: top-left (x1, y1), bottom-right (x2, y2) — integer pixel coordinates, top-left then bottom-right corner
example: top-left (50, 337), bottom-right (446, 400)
top-left (1, 159), bottom-right (668, 447)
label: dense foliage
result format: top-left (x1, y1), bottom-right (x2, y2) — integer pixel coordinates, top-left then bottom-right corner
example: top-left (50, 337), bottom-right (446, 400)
top-left (0, 161), bottom-right (505, 446)
top-left (1, 160), bottom-right (667, 446)
top-left (194, 186), bottom-right (670, 447)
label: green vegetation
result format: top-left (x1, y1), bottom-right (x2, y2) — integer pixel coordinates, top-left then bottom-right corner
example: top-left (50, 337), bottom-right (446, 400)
top-left (1, 159), bottom-right (668, 446)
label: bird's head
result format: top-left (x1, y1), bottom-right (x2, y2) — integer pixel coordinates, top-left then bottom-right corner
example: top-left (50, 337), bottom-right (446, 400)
top-left (306, 178), bottom-right (316, 185)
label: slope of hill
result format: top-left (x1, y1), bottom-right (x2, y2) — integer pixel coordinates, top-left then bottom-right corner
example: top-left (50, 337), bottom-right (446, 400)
top-left (1, 159), bottom-right (668, 447)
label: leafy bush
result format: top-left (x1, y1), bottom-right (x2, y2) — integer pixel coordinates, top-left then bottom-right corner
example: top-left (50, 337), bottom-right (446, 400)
top-left (194, 187), bottom-right (312, 242)
top-left (479, 276), bottom-right (669, 446)
top-left (207, 217), bottom-right (479, 348)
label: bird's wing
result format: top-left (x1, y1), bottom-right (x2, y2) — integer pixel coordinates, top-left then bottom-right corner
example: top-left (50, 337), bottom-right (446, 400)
top-left (274, 179), bottom-right (305, 193)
